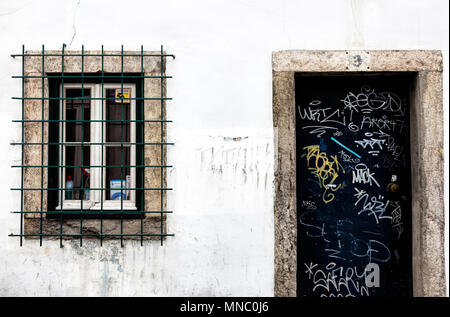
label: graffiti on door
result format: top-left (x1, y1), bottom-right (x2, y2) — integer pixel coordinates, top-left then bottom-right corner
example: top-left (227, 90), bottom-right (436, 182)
top-left (296, 75), bottom-right (412, 297)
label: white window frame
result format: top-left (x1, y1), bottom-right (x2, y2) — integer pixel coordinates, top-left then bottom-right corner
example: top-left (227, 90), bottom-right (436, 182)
top-left (56, 83), bottom-right (136, 211)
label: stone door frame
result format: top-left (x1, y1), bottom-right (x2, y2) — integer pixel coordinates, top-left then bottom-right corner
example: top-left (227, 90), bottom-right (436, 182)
top-left (272, 50), bottom-right (445, 297)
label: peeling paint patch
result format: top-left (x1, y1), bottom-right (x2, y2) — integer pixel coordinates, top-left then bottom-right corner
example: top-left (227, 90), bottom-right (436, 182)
top-left (102, 261), bottom-right (109, 297)
top-left (197, 136), bottom-right (273, 188)
top-left (221, 136), bottom-right (249, 142)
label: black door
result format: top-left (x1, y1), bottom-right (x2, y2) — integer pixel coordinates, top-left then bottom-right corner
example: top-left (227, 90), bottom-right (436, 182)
top-left (296, 74), bottom-right (412, 297)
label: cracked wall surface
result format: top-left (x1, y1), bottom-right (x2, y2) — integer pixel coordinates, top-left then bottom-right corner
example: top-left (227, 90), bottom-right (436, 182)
top-left (0, 0), bottom-right (447, 297)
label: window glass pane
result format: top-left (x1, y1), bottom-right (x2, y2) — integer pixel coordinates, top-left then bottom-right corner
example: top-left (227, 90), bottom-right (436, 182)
top-left (105, 147), bottom-right (130, 201)
top-left (65, 146), bottom-right (90, 200)
top-left (106, 88), bottom-right (130, 142)
top-left (65, 88), bottom-right (91, 142)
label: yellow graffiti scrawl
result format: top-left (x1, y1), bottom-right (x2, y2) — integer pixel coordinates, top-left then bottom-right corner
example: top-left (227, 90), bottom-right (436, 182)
top-left (303, 145), bottom-right (345, 204)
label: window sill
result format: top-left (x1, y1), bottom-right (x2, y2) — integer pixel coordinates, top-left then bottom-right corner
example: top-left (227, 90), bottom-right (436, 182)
top-left (55, 201), bottom-right (93, 210)
top-left (90, 201), bottom-right (137, 210)
top-left (55, 201), bottom-right (137, 211)
top-left (48, 201), bottom-right (140, 219)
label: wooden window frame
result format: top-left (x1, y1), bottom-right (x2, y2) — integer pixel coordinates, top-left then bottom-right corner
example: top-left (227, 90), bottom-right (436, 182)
top-left (56, 83), bottom-right (137, 211)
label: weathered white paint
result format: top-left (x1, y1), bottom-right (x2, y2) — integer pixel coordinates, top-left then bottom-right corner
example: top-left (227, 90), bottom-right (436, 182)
top-left (0, 0), bottom-right (448, 296)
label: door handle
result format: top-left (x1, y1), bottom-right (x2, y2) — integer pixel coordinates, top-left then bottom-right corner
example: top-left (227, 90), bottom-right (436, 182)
top-left (387, 183), bottom-right (400, 193)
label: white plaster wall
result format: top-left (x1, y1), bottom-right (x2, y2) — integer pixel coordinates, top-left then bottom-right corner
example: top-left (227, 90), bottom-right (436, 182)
top-left (0, 0), bottom-right (448, 296)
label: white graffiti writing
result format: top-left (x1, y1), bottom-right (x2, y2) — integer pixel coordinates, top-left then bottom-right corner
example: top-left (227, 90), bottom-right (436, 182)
top-left (360, 116), bottom-right (405, 133)
top-left (341, 86), bottom-right (404, 116)
top-left (338, 150), bottom-right (360, 163)
top-left (302, 200), bottom-right (317, 211)
top-left (352, 164), bottom-right (380, 187)
top-left (354, 188), bottom-right (390, 223)
top-left (390, 201), bottom-right (403, 239)
top-left (355, 138), bottom-right (385, 150)
top-left (303, 262), bottom-right (370, 297)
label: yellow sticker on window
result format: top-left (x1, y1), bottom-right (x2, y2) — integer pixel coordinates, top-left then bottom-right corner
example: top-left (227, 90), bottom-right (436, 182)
top-left (115, 88), bottom-right (131, 103)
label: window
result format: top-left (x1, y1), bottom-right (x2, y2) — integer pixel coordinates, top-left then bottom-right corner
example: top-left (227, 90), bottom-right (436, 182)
top-left (56, 83), bottom-right (137, 212)
top-left (11, 45), bottom-right (175, 246)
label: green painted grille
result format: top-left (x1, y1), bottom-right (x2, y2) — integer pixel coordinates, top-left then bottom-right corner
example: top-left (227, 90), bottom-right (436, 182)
top-left (9, 44), bottom-right (175, 247)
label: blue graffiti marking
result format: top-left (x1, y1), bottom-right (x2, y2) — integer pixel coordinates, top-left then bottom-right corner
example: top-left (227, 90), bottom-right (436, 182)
top-left (319, 138), bottom-right (327, 151)
top-left (331, 137), bottom-right (361, 159)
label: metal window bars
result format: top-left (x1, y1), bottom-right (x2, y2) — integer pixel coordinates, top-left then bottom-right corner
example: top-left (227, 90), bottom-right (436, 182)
top-left (9, 44), bottom-right (175, 247)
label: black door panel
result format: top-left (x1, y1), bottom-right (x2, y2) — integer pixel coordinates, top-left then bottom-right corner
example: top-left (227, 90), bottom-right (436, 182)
top-left (296, 74), bottom-right (412, 297)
